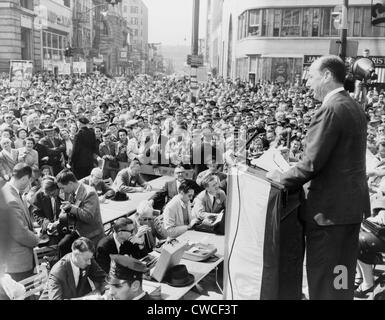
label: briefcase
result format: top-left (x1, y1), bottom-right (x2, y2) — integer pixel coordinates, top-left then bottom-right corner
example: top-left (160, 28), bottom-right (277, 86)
top-left (150, 240), bottom-right (188, 282)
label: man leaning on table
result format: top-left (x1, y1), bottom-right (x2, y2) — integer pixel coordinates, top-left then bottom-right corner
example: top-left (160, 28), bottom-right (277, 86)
top-left (163, 180), bottom-right (200, 239)
top-left (44, 237), bottom-right (107, 300)
top-left (113, 158), bottom-right (152, 193)
top-left (81, 168), bottom-right (115, 200)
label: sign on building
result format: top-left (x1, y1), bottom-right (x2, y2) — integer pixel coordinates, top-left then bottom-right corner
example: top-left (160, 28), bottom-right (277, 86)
top-left (9, 60), bottom-right (33, 88)
top-left (372, 0), bottom-right (385, 26)
top-left (303, 55), bottom-right (322, 66)
top-left (187, 54), bottom-right (204, 67)
top-left (73, 62), bottom-right (87, 74)
top-left (58, 62), bottom-right (71, 75)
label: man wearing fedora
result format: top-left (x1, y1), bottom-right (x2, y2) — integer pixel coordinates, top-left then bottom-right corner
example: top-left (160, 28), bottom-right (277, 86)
top-left (106, 254), bottom-right (153, 300)
top-left (267, 55), bottom-right (370, 300)
top-left (40, 126), bottom-right (65, 176)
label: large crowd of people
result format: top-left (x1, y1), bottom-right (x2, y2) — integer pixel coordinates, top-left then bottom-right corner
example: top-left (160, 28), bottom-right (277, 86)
top-left (1, 64), bottom-right (385, 300)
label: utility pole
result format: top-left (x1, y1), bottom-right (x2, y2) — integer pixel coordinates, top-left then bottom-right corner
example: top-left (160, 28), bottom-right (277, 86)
top-left (190, 0), bottom-right (200, 101)
top-left (339, 0), bottom-right (349, 61)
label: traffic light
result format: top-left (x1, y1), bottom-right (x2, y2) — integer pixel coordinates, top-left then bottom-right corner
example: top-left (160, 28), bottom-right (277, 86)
top-left (64, 46), bottom-right (74, 57)
top-left (105, 0), bottom-right (121, 6)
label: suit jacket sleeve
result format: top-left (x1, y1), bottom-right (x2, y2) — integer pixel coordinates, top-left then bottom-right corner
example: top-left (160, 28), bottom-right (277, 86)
top-left (31, 193), bottom-right (50, 231)
top-left (9, 200), bottom-right (39, 247)
top-left (88, 258), bottom-right (107, 292)
top-left (280, 106), bottom-right (341, 189)
top-left (71, 190), bottom-right (99, 224)
top-left (47, 273), bottom-right (65, 300)
top-left (95, 241), bottom-right (112, 273)
top-left (100, 182), bottom-right (115, 198)
top-left (113, 170), bottom-right (127, 192)
top-left (70, 134), bottom-right (80, 163)
top-left (149, 181), bottom-right (168, 204)
top-left (191, 195), bottom-right (207, 219)
top-left (163, 204), bottom-right (189, 238)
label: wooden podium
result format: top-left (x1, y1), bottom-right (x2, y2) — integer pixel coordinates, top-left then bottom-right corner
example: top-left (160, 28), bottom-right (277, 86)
top-left (223, 165), bottom-right (303, 300)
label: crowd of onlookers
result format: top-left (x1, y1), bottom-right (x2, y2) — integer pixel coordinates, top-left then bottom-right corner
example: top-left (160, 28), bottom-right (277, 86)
top-left (2, 70), bottom-right (385, 299)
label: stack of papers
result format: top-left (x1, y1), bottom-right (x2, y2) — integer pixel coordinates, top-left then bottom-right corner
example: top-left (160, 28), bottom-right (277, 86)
top-left (251, 148), bottom-right (291, 173)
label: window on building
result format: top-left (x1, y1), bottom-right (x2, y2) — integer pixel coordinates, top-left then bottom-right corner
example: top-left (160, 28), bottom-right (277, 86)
top-left (302, 8), bottom-right (312, 37)
top-left (124, 6), bottom-right (127, 13)
top-left (261, 9), bottom-right (267, 36)
top-left (248, 10), bottom-right (260, 36)
top-left (131, 17), bottom-right (138, 25)
top-left (63, 0), bottom-right (70, 8)
top-left (42, 31), bottom-right (65, 61)
top-left (134, 29), bottom-right (138, 36)
top-left (320, 8), bottom-right (338, 37)
top-left (20, 0), bottom-right (33, 10)
top-left (353, 7), bottom-right (363, 37)
top-left (281, 9), bottom-right (301, 36)
top-left (362, 7), bottom-right (373, 37)
top-left (312, 8), bottom-right (320, 36)
top-left (273, 9), bottom-right (281, 36)
top-left (131, 6), bottom-right (138, 14)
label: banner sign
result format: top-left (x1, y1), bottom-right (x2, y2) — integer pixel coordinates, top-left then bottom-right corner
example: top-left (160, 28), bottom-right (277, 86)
top-left (73, 61), bottom-right (87, 74)
top-left (58, 62), bottom-right (71, 75)
top-left (9, 60), bottom-right (33, 88)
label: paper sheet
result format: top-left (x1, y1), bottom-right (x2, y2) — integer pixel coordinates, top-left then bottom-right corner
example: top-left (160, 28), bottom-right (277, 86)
top-left (251, 148), bottom-right (291, 173)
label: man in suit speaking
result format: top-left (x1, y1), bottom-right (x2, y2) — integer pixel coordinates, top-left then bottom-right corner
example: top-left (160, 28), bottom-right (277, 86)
top-left (267, 55), bottom-right (370, 300)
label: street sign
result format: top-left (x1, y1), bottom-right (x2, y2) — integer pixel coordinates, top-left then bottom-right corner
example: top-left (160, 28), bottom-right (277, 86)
top-left (187, 54), bottom-right (204, 67)
top-left (9, 60), bottom-right (33, 88)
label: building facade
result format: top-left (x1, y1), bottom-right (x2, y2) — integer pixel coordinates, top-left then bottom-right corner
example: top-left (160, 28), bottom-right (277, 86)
top-left (206, 0), bottom-right (385, 84)
top-left (93, 0), bottom-right (129, 76)
top-left (122, 0), bottom-right (148, 74)
top-left (36, 0), bottom-right (72, 73)
top-left (72, 0), bottom-right (93, 71)
top-left (0, 0), bottom-right (42, 73)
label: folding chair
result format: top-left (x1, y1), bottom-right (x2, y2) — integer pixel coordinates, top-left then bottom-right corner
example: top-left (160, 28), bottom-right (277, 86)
top-left (17, 266), bottom-right (49, 300)
top-left (33, 245), bottom-right (59, 273)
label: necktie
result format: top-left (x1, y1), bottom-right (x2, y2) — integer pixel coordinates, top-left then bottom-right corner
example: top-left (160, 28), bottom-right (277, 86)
top-left (212, 196), bottom-right (216, 209)
top-left (76, 269), bottom-right (91, 298)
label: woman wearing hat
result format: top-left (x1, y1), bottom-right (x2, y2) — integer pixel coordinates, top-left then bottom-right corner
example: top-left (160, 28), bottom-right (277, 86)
top-left (0, 138), bottom-right (18, 182)
top-left (17, 137), bottom-right (39, 181)
top-left (14, 128), bottom-right (28, 149)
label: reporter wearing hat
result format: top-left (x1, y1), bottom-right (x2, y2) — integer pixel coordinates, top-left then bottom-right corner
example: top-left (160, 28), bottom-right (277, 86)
top-left (70, 117), bottom-right (98, 180)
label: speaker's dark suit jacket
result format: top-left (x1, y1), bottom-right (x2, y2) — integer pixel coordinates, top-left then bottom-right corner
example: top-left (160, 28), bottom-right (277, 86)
top-left (279, 89), bottom-right (370, 300)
